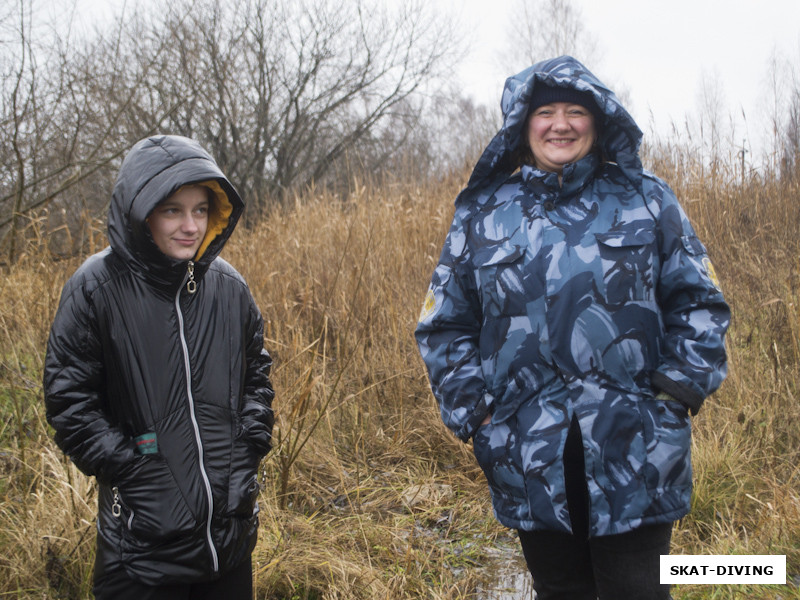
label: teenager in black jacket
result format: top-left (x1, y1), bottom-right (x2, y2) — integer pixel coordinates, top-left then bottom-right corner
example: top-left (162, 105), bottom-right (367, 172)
top-left (44, 135), bottom-right (274, 599)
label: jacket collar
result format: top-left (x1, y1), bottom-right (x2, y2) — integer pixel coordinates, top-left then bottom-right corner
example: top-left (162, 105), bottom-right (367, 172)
top-left (520, 152), bottom-right (600, 200)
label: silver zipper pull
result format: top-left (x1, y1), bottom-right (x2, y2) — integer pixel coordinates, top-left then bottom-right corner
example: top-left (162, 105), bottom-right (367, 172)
top-left (111, 487), bottom-right (121, 518)
top-left (186, 261), bottom-right (197, 294)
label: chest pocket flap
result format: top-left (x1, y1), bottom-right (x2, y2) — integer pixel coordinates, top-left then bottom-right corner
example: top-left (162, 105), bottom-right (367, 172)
top-left (595, 229), bottom-right (657, 303)
top-left (473, 242), bottom-right (526, 318)
top-left (473, 242), bottom-right (524, 267)
top-left (595, 229), bottom-right (656, 248)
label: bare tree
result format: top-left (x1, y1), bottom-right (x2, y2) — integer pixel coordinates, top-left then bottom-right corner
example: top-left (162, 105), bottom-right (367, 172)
top-left (694, 68), bottom-right (730, 182)
top-left (780, 87), bottom-right (800, 179)
top-left (0, 0), bottom-right (459, 258)
top-left (496, 0), bottom-right (600, 74)
top-left (342, 91), bottom-right (501, 184)
top-left (0, 0), bottom-right (184, 260)
top-left (125, 0), bottom-right (457, 209)
top-left (772, 49), bottom-right (800, 180)
top-left (1, 0), bottom-right (34, 262)
top-left (754, 48), bottom-right (800, 179)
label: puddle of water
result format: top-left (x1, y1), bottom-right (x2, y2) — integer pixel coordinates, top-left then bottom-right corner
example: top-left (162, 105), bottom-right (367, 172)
top-left (475, 556), bottom-right (535, 599)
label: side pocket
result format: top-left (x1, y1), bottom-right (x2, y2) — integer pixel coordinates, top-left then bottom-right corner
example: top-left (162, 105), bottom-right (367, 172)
top-left (227, 438), bottom-right (262, 518)
top-left (472, 421), bottom-right (527, 502)
top-left (113, 455), bottom-right (197, 544)
top-left (639, 396), bottom-right (692, 495)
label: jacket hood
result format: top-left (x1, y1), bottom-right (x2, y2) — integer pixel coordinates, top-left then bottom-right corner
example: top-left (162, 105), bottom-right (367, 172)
top-left (107, 135), bottom-right (244, 288)
top-left (458, 55), bottom-right (644, 205)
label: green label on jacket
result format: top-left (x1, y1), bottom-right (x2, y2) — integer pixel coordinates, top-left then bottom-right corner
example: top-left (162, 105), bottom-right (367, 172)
top-left (134, 432), bottom-right (158, 455)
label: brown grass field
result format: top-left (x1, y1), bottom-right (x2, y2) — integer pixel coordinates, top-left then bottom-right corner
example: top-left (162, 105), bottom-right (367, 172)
top-left (1, 152), bottom-right (799, 598)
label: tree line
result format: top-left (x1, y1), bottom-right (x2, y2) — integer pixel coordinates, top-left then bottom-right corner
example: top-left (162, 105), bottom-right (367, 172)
top-left (4, 0), bottom-right (800, 264)
top-left (0, 0), bottom-right (502, 261)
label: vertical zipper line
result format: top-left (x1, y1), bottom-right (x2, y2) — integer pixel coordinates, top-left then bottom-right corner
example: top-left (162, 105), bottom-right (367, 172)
top-left (175, 282), bottom-right (219, 572)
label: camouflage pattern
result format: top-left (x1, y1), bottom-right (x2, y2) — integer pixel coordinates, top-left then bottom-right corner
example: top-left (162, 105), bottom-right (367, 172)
top-left (415, 56), bottom-right (729, 535)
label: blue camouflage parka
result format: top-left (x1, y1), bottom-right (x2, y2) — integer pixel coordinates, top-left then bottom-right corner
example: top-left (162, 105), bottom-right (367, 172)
top-left (415, 56), bottom-right (730, 536)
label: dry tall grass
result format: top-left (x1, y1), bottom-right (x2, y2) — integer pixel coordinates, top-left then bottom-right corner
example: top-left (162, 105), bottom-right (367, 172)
top-left (1, 156), bottom-right (799, 599)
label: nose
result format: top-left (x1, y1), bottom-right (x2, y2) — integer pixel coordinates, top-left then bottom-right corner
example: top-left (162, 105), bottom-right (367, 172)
top-left (180, 212), bottom-right (200, 233)
top-left (551, 111), bottom-right (570, 130)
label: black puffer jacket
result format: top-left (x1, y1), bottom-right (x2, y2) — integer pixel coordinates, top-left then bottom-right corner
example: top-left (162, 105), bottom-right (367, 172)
top-left (44, 135), bottom-right (274, 585)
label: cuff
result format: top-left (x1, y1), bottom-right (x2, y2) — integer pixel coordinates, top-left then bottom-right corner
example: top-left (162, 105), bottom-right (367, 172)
top-left (652, 371), bottom-right (704, 415)
top-left (455, 391), bottom-right (494, 442)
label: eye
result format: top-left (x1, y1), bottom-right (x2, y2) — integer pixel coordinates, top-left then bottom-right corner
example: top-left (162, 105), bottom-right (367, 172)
top-left (567, 105), bottom-right (591, 117)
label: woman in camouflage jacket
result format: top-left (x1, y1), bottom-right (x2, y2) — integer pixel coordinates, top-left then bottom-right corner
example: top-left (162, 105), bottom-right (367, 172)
top-left (415, 56), bottom-right (729, 599)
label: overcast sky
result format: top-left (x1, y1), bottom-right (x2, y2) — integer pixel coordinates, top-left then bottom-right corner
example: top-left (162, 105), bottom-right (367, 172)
top-left (441, 0), bottom-right (800, 160)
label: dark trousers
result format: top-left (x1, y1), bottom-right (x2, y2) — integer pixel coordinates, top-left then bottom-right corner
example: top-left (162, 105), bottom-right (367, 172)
top-left (518, 416), bottom-right (673, 600)
top-left (93, 554), bottom-right (253, 600)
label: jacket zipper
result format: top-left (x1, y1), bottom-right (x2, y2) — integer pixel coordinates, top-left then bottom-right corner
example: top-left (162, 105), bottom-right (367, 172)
top-left (186, 261), bottom-right (197, 294)
top-left (175, 266), bottom-right (219, 572)
top-left (111, 486), bottom-right (134, 530)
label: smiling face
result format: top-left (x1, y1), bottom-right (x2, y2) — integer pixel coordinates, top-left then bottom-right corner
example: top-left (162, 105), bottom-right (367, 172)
top-left (147, 185), bottom-right (210, 261)
top-left (526, 102), bottom-right (597, 174)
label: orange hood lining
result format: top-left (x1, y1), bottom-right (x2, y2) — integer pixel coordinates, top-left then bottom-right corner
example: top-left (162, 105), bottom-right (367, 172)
top-left (194, 180), bottom-right (233, 261)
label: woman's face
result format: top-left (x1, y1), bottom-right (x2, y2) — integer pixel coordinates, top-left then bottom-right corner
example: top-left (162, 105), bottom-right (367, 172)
top-left (147, 186), bottom-right (209, 261)
top-left (526, 102), bottom-right (597, 173)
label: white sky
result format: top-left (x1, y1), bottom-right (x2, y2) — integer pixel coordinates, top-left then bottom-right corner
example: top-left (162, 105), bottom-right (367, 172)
top-left (442, 0), bottom-right (800, 160)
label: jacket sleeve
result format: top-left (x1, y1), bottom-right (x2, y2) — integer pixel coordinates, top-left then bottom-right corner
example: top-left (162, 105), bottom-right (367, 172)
top-left (43, 277), bottom-right (140, 485)
top-left (415, 208), bottom-right (492, 442)
top-left (651, 179), bottom-right (730, 414)
top-left (239, 292), bottom-right (274, 457)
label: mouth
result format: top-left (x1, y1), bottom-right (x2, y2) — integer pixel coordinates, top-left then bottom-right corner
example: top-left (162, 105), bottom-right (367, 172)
top-left (546, 138), bottom-right (576, 146)
top-left (174, 238), bottom-right (199, 246)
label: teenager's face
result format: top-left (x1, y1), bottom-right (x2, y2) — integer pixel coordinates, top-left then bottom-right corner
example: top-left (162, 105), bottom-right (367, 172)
top-left (527, 102), bottom-right (597, 173)
top-left (147, 186), bottom-right (209, 261)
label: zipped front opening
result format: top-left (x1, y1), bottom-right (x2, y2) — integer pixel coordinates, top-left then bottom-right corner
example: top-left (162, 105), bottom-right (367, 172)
top-left (175, 274), bottom-right (219, 572)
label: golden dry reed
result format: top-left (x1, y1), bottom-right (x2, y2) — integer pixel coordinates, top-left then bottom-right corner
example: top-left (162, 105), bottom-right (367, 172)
top-left (1, 155), bottom-right (799, 599)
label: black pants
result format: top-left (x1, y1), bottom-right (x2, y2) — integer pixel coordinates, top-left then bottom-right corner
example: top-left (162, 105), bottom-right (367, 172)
top-left (93, 554), bottom-right (253, 600)
top-left (518, 416), bottom-right (673, 600)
